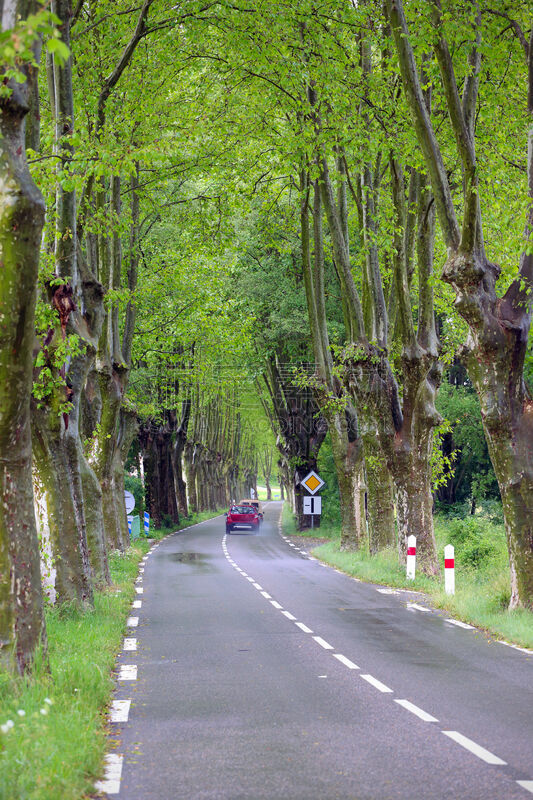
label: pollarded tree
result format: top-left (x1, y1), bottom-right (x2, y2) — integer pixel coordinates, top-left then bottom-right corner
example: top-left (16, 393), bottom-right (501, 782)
top-left (387, 0), bottom-right (533, 606)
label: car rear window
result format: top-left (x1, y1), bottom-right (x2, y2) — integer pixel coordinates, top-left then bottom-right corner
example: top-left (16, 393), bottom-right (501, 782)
top-left (231, 506), bottom-right (255, 514)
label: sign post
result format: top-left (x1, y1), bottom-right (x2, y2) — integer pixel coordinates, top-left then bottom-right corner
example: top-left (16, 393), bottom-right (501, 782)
top-left (301, 471), bottom-right (324, 530)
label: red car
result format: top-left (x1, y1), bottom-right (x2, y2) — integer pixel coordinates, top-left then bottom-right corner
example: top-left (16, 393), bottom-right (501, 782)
top-left (225, 505), bottom-right (260, 533)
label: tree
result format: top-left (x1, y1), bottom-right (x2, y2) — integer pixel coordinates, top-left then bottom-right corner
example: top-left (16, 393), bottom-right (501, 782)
top-left (387, 0), bottom-right (533, 606)
top-left (0, 1), bottom-right (54, 672)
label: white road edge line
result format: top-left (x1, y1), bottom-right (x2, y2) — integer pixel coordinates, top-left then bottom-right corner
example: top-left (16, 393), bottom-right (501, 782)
top-left (270, 600), bottom-right (283, 609)
top-left (282, 611), bottom-right (297, 621)
top-left (135, 587), bottom-right (143, 594)
top-left (442, 731), bottom-right (506, 765)
top-left (445, 619), bottom-right (474, 630)
top-left (110, 700), bottom-right (131, 723)
top-left (260, 591), bottom-right (272, 599)
top-left (313, 636), bottom-right (334, 650)
top-left (406, 603), bottom-right (430, 613)
top-left (499, 641), bottom-right (533, 655)
top-left (295, 622), bottom-right (313, 633)
top-left (360, 674), bottom-right (393, 693)
top-left (123, 637), bottom-right (137, 651)
top-left (333, 653), bottom-right (359, 670)
top-left (132, 600), bottom-right (142, 609)
top-left (394, 699), bottom-right (438, 722)
top-left (517, 781), bottom-right (533, 794)
top-left (94, 754), bottom-right (123, 794)
top-left (252, 583), bottom-right (263, 590)
top-left (118, 664), bottom-right (137, 681)
top-left (127, 616), bottom-right (139, 627)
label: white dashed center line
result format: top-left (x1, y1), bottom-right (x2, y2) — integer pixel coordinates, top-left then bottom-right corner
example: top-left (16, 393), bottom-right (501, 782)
top-left (295, 622), bottom-right (313, 633)
top-left (313, 636), bottom-right (334, 650)
top-left (442, 731), bottom-right (506, 764)
top-left (394, 699), bottom-right (438, 722)
top-left (282, 611), bottom-right (297, 621)
top-left (333, 653), bottom-right (359, 670)
top-left (517, 781), bottom-right (533, 794)
top-left (360, 674), bottom-right (393, 693)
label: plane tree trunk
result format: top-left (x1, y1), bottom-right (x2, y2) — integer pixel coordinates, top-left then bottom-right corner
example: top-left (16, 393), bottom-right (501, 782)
top-left (0, 0), bottom-right (47, 672)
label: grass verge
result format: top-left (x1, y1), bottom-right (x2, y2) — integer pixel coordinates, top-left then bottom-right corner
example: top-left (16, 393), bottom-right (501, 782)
top-left (0, 508), bottom-right (223, 800)
top-left (282, 504), bottom-right (533, 651)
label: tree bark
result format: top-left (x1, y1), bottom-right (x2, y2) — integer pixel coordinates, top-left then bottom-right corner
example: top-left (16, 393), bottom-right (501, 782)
top-left (364, 432), bottom-right (396, 555)
top-left (32, 404), bottom-right (94, 604)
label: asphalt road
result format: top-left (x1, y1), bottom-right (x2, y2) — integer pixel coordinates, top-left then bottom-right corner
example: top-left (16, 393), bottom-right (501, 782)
top-left (101, 502), bottom-right (533, 800)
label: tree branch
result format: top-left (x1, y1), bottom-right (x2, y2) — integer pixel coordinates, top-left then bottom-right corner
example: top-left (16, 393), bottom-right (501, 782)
top-left (429, 0), bottom-right (481, 254)
top-left (385, 0), bottom-right (460, 251)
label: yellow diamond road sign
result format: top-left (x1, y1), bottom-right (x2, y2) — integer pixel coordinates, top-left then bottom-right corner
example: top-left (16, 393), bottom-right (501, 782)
top-left (301, 471), bottom-right (324, 495)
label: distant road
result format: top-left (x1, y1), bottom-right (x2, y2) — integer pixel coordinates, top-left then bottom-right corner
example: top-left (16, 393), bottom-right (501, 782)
top-left (103, 501), bottom-right (533, 799)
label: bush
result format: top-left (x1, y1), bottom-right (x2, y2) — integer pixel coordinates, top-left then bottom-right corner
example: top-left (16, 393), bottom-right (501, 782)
top-left (434, 500), bottom-right (470, 518)
top-left (477, 499), bottom-right (504, 526)
top-left (446, 516), bottom-right (503, 569)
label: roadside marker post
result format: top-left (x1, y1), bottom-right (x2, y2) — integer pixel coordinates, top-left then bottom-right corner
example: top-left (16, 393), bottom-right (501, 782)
top-left (406, 535), bottom-right (416, 580)
top-left (444, 544), bottom-right (455, 595)
top-left (144, 511), bottom-right (150, 536)
top-left (127, 517), bottom-right (132, 537)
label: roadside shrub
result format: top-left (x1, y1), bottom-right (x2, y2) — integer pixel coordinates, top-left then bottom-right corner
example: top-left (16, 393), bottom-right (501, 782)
top-left (478, 499), bottom-right (504, 526)
top-left (434, 500), bottom-right (470, 518)
top-left (446, 516), bottom-right (503, 569)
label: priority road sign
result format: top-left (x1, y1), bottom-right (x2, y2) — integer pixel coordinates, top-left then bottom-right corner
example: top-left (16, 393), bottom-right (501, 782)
top-left (301, 470), bottom-right (324, 495)
top-left (303, 496), bottom-right (322, 515)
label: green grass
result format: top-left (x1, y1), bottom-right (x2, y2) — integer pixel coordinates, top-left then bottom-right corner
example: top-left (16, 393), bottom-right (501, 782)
top-left (283, 504), bottom-right (533, 650)
top-left (0, 508), bottom-right (222, 800)
top-left (281, 500), bottom-right (339, 539)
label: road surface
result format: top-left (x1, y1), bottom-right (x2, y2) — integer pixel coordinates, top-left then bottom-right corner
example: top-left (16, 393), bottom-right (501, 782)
top-left (98, 501), bottom-right (533, 799)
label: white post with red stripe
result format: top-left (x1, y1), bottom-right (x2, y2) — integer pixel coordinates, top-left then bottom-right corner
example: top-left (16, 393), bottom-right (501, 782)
top-left (406, 535), bottom-right (416, 580)
top-left (444, 544), bottom-right (455, 595)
